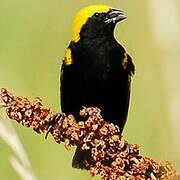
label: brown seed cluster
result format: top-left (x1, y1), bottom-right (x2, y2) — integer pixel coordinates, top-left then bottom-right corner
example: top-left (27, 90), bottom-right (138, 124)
top-left (0, 88), bottom-right (178, 180)
top-left (0, 88), bottom-right (52, 133)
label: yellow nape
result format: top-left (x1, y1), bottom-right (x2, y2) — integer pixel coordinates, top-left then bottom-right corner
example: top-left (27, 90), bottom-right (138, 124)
top-left (64, 48), bottom-right (73, 65)
top-left (72, 5), bottom-right (112, 43)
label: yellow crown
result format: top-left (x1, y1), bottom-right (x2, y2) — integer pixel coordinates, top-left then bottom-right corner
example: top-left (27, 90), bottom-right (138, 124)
top-left (72, 5), bottom-right (112, 42)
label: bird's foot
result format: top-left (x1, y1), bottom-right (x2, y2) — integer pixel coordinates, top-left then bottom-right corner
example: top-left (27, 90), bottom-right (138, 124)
top-left (45, 112), bottom-right (66, 139)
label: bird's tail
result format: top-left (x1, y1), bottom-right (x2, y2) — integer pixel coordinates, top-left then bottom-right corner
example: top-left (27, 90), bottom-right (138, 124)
top-left (72, 147), bottom-right (91, 169)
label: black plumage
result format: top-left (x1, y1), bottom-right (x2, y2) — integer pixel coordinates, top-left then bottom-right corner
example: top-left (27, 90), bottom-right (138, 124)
top-left (60, 6), bottom-right (135, 169)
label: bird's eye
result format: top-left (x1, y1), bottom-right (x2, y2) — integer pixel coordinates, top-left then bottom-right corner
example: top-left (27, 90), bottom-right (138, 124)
top-left (94, 13), bottom-right (100, 17)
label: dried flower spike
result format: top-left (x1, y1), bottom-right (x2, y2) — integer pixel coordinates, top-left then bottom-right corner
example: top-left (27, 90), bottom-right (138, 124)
top-left (0, 88), bottom-right (178, 180)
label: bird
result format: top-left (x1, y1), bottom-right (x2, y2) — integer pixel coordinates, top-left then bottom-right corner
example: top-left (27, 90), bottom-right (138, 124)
top-left (60, 5), bottom-right (135, 169)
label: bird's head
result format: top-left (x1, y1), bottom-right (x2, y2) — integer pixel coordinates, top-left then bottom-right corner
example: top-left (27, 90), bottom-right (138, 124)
top-left (72, 5), bottom-right (126, 42)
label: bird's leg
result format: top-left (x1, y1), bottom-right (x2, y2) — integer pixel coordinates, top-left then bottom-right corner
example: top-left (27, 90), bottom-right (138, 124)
top-left (45, 112), bottom-right (66, 139)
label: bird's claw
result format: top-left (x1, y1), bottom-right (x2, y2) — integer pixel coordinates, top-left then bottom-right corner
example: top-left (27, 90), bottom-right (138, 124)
top-left (45, 112), bottom-right (66, 139)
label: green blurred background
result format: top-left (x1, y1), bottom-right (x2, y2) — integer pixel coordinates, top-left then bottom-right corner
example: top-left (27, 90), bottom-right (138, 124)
top-left (0, 0), bottom-right (180, 179)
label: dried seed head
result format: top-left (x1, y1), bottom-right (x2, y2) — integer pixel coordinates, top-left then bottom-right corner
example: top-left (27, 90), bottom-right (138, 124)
top-left (0, 88), bottom-right (177, 180)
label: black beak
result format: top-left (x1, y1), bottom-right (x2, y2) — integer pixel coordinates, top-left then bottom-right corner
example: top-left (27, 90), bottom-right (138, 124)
top-left (104, 9), bottom-right (126, 24)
